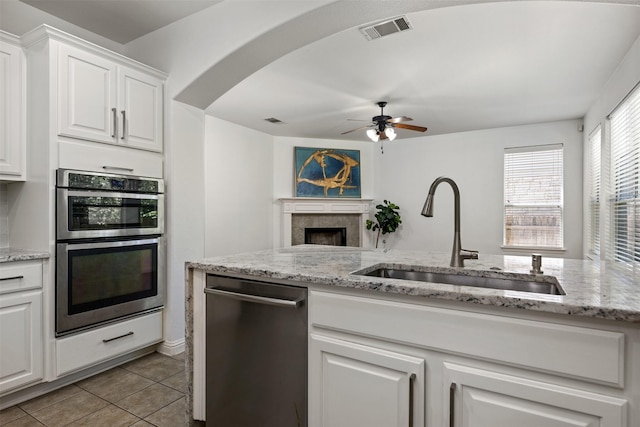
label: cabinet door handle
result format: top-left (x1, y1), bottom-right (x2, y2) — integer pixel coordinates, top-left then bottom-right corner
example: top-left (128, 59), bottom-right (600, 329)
top-left (103, 331), bottom-right (134, 343)
top-left (111, 108), bottom-right (117, 138)
top-left (409, 373), bottom-right (416, 427)
top-left (0, 275), bottom-right (24, 281)
top-left (449, 382), bottom-right (456, 427)
top-left (121, 110), bottom-right (126, 140)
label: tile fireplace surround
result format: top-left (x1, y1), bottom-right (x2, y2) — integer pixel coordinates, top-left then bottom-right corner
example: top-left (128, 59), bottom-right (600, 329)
top-left (279, 198), bottom-right (373, 248)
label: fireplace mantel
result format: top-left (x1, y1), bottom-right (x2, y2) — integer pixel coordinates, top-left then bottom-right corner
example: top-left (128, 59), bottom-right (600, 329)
top-left (279, 198), bottom-right (373, 247)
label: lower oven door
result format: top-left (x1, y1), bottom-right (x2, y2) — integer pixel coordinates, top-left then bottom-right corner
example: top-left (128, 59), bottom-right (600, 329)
top-left (56, 237), bottom-right (165, 336)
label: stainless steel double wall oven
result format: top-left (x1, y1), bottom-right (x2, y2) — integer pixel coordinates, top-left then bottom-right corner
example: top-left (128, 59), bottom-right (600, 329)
top-left (55, 169), bottom-right (165, 336)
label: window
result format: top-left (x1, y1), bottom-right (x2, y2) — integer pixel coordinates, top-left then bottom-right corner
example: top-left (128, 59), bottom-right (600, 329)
top-left (608, 83), bottom-right (640, 266)
top-left (587, 126), bottom-right (601, 256)
top-left (504, 144), bottom-right (564, 249)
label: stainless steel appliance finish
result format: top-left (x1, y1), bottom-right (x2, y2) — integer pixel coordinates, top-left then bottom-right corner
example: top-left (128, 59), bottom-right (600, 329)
top-left (205, 275), bottom-right (308, 427)
top-left (56, 237), bottom-right (165, 335)
top-left (357, 267), bottom-right (564, 295)
top-left (56, 169), bottom-right (164, 240)
top-left (421, 176), bottom-right (478, 267)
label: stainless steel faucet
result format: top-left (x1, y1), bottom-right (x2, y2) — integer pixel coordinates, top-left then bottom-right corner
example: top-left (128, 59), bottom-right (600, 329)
top-left (421, 176), bottom-right (478, 267)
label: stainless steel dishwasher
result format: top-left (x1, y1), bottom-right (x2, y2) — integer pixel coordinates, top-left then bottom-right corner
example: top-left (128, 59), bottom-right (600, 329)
top-left (205, 274), bottom-right (308, 427)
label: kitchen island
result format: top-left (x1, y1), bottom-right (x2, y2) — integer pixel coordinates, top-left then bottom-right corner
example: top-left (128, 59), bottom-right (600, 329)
top-left (186, 245), bottom-right (640, 426)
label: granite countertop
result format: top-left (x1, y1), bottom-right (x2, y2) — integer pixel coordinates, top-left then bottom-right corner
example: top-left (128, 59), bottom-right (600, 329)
top-left (187, 245), bottom-right (640, 323)
top-left (0, 248), bottom-right (50, 263)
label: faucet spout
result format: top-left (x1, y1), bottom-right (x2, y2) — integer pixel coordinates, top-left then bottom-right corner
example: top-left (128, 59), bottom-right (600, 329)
top-left (421, 176), bottom-right (478, 267)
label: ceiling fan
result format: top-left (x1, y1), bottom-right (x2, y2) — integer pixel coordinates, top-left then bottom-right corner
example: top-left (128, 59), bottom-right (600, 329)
top-left (341, 101), bottom-right (428, 142)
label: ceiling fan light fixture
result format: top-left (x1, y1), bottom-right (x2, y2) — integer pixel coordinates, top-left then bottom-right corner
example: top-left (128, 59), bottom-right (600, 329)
top-left (367, 129), bottom-right (379, 142)
top-left (386, 127), bottom-right (396, 141)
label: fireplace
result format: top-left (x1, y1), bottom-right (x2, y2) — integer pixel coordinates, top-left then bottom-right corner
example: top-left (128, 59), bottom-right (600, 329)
top-left (279, 198), bottom-right (373, 248)
top-left (305, 227), bottom-right (347, 246)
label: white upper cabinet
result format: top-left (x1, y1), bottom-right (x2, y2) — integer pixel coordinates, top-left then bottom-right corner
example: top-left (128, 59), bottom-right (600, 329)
top-left (0, 32), bottom-right (26, 180)
top-left (58, 44), bottom-right (117, 145)
top-left (58, 42), bottom-right (164, 152)
top-left (118, 67), bottom-right (163, 151)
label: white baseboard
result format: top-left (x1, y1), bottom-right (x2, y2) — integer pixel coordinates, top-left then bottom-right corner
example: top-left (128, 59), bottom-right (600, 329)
top-left (156, 338), bottom-right (185, 356)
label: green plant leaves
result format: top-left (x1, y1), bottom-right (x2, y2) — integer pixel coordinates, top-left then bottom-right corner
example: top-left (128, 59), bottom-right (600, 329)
top-left (367, 200), bottom-right (402, 248)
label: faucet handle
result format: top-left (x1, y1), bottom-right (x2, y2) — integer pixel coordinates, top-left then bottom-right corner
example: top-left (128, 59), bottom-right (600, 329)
top-left (530, 253), bottom-right (543, 274)
top-left (461, 249), bottom-right (479, 260)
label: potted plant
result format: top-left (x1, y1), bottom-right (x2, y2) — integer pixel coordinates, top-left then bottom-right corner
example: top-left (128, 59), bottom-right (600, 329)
top-left (366, 200), bottom-right (402, 248)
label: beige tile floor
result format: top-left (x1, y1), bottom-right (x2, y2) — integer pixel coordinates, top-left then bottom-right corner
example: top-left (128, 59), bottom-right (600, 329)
top-left (0, 352), bottom-right (189, 427)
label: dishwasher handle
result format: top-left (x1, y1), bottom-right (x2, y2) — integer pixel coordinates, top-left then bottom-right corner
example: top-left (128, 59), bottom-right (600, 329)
top-left (204, 287), bottom-right (304, 308)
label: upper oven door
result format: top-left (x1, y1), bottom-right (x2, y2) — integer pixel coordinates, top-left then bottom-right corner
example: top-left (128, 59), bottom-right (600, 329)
top-left (57, 189), bottom-right (164, 240)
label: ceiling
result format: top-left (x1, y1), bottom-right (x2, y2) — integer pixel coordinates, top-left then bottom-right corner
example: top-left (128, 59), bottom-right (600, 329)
top-left (19, 0), bottom-right (221, 44)
top-left (17, 0), bottom-right (640, 141)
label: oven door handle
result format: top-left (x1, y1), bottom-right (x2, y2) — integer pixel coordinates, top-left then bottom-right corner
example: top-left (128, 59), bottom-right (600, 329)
top-left (62, 189), bottom-right (160, 200)
top-left (204, 288), bottom-right (303, 308)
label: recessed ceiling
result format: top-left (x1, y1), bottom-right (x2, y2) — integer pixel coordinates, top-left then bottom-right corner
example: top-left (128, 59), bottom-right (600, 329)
top-left (14, 0), bottom-right (640, 141)
top-left (206, 1), bottom-right (640, 140)
top-left (19, 0), bottom-right (221, 44)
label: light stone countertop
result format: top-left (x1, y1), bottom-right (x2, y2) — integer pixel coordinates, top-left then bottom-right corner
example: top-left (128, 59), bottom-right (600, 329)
top-left (187, 245), bottom-right (640, 323)
top-left (0, 248), bottom-right (50, 263)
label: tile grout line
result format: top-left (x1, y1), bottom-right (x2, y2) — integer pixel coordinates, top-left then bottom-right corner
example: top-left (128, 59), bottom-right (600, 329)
top-left (2, 353), bottom-right (187, 427)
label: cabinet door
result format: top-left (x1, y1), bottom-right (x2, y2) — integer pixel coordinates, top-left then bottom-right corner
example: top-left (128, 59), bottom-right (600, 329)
top-left (0, 38), bottom-right (24, 179)
top-left (118, 67), bottom-right (163, 152)
top-left (444, 363), bottom-right (626, 427)
top-left (58, 44), bottom-right (117, 145)
top-left (310, 334), bottom-right (424, 427)
top-left (0, 290), bottom-right (43, 394)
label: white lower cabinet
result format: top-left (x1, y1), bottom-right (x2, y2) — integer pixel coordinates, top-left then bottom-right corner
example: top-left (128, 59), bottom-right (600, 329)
top-left (56, 310), bottom-right (163, 376)
top-left (309, 334), bottom-right (425, 427)
top-left (444, 362), bottom-right (626, 427)
top-left (0, 261), bottom-right (44, 395)
top-left (309, 289), bottom-right (635, 427)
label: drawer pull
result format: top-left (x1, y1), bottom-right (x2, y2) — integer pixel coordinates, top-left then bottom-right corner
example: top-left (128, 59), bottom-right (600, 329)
top-left (0, 275), bottom-right (24, 281)
top-left (103, 331), bottom-right (134, 343)
top-left (102, 166), bottom-right (134, 173)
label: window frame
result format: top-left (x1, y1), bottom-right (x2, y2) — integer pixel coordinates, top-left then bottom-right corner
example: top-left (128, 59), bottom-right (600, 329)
top-left (502, 143), bottom-right (565, 252)
top-left (606, 81), bottom-right (640, 268)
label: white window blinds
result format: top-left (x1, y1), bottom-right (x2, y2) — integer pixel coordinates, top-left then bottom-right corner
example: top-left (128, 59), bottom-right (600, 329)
top-left (588, 126), bottom-right (601, 256)
top-left (609, 83), bottom-right (640, 266)
top-left (504, 144), bottom-right (564, 248)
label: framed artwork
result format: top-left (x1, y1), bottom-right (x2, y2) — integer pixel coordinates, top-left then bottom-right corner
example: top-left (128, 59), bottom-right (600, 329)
top-left (294, 147), bottom-right (361, 198)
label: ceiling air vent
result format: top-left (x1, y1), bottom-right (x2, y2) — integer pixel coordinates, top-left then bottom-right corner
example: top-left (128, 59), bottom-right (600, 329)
top-left (359, 16), bottom-right (412, 41)
top-left (264, 117), bottom-right (284, 124)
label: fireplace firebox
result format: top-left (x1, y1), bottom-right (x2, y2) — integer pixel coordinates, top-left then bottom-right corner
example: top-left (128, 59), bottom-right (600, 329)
top-left (304, 227), bottom-right (347, 246)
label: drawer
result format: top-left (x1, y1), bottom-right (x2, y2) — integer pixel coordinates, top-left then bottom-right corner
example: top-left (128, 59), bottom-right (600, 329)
top-left (310, 290), bottom-right (625, 387)
top-left (56, 310), bottom-right (163, 376)
top-left (59, 140), bottom-right (163, 178)
top-left (0, 261), bottom-right (43, 295)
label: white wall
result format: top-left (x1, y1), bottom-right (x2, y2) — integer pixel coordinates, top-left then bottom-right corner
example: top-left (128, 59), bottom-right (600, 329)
top-left (204, 116), bottom-right (274, 256)
top-left (161, 102), bottom-right (205, 347)
top-left (582, 33), bottom-right (640, 259)
top-left (376, 120), bottom-right (584, 259)
top-left (272, 136), bottom-right (376, 248)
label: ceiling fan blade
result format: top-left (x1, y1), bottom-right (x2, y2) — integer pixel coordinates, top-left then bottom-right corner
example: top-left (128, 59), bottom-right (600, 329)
top-left (394, 123), bottom-right (428, 132)
top-left (341, 125), bottom-right (371, 135)
top-left (388, 116), bottom-right (413, 123)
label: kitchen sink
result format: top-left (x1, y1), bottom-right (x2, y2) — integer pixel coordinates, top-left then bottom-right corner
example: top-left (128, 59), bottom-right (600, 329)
top-left (353, 266), bottom-right (565, 295)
